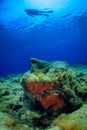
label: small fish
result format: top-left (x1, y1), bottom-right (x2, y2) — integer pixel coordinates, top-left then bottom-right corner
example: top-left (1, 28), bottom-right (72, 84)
top-left (24, 9), bottom-right (54, 17)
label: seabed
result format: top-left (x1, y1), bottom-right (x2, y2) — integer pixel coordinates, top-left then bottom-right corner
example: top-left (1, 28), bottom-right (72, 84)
top-left (0, 62), bottom-right (87, 130)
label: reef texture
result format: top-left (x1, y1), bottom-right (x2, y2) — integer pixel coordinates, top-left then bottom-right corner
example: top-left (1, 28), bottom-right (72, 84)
top-left (0, 75), bottom-right (41, 130)
top-left (21, 58), bottom-right (87, 114)
top-left (0, 59), bottom-right (87, 130)
top-left (47, 104), bottom-right (87, 130)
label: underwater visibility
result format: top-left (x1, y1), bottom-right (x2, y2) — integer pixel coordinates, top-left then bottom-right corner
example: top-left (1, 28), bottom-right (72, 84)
top-left (0, 0), bottom-right (87, 130)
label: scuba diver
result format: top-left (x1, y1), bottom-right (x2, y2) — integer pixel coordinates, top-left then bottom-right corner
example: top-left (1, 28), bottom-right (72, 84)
top-left (24, 8), bottom-right (54, 17)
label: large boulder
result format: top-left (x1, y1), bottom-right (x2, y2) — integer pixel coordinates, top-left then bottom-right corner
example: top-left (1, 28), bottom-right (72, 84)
top-left (21, 58), bottom-right (87, 114)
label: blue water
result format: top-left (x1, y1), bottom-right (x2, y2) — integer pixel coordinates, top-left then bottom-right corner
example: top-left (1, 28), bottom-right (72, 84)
top-left (0, 0), bottom-right (87, 76)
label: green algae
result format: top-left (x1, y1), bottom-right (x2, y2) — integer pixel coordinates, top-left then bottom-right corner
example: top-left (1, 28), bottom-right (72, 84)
top-left (0, 60), bottom-right (87, 130)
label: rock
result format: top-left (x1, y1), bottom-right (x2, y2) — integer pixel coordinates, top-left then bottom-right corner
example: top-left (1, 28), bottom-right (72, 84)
top-left (21, 58), bottom-right (87, 114)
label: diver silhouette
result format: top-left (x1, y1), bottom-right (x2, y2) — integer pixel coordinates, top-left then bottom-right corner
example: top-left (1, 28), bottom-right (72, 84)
top-left (24, 8), bottom-right (54, 17)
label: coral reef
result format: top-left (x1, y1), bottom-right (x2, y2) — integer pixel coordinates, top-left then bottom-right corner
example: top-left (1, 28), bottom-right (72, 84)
top-left (0, 58), bottom-right (87, 130)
